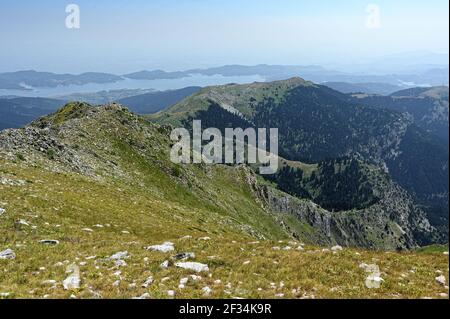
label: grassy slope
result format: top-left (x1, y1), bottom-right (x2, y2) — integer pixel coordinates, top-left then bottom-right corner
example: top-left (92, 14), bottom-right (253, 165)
top-left (0, 103), bottom-right (448, 299)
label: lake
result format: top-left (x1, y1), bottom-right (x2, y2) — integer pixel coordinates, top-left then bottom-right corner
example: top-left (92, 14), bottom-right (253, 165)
top-left (0, 74), bottom-right (266, 98)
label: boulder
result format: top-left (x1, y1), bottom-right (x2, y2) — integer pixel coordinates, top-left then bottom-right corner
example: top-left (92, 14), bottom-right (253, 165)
top-left (109, 251), bottom-right (129, 260)
top-left (172, 252), bottom-right (195, 261)
top-left (63, 264), bottom-right (81, 290)
top-left (146, 242), bottom-right (174, 253)
top-left (142, 276), bottom-right (154, 288)
top-left (175, 262), bottom-right (209, 273)
top-left (39, 239), bottom-right (60, 245)
top-left (160, 260), bottom-right (170, 269)
top-left (202, 286), bottom-right (212, 296)
top-left (0, 249), bottom-right (15, 260)
top-left (436, 275), bottom-right (446, 286)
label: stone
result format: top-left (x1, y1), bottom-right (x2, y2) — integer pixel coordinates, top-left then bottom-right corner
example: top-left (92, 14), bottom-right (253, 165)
top-left (202, 286), bottom-right (212, 296)
top-left (0, 248), bottom-right (15, 260)
top-left (133, 293), bottom-right (150, 299)
top-left (142, 276), bottom-right (154, 288)
top-left (17, 219), bottom-right (30, 227)
top-left (109, 251), bottom-right (128, 260)
top-left (360, 263), bottom-right (383, 289)
top-left (365, 274), bottom-right (384, 289)
top-left (39, 239), bottom-right (60, 245)
top-left (172, 252), bottom-right (195, 261)
top-left (435, 275), bottom-right (446, 286)
top-left (160, 260), bottom-right (170, 269)
top-left (146, 242), bottom-right (174, 253)
top-left (0, 177), bottom-right (25, 186)
top-left (167, 290), bottom-right (175, 298)
top-left (359, 263), bottom-right (380, 274)
top-left (331, 245), bottom-right (343, 252)
top-left (0, 208), bottom-right (5, 216)
top-left (198, 237), bottom-right (211, 241)
top-left (175, 262), bottom-right (209, 273)
top-left (63, 264), bottom-right (81, 290)
top-left (82, 228), bottom-right (94, 232)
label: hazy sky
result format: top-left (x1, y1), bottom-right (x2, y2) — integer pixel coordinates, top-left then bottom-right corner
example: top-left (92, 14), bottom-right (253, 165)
top-left (0, 0), bottom-right (448, 73)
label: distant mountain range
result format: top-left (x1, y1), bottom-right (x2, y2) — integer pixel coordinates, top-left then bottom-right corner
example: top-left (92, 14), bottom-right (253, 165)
top-left (0, 87), bottom-right (201, 130)
top-left (1, 64), bottom-right (448, 91)
top-left (323, 82), bottom-right (404, 95)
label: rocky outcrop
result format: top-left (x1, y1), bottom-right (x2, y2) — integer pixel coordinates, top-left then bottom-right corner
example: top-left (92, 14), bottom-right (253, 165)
top-left (244, 166), bottom-right (438, 250)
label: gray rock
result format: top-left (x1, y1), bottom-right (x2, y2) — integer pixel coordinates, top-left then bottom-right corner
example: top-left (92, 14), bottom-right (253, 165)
top-left (0, 249), bottom-right (15, 260)
top-left (360, 263), bottom-right (383, 289)
top-left (39, 239), bottom-right (60, 245)
top-left (202, 286), bottom-right (212, 296)
top-left (172, 252), bottom-right (195, 261)
top-left (63, 264), bottom-right (81, 290)
top-left (109, 251), bottom-right (129, 260)
top-left (0, 208), bottom-right (5, 216)
top-left (436, 275), bottom-right (446, 286)
top-left (133, 293), bottom-right (150, 299)
top-left (175, 262), bottom-right (209, 273)
top-left (365, 274), bottom-right (384, 289)
top-left (146, 242), bottom-right (174, 253)
top-left (142, 276), bottom-right (154, 288)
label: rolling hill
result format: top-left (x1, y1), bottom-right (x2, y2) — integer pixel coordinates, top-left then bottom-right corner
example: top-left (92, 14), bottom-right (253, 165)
top-left (151, 78), bottom-right (449, 236)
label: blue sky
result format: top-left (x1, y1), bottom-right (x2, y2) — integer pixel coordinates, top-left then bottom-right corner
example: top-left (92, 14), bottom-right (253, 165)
top-left (0, 0), bottom-right (448, 73)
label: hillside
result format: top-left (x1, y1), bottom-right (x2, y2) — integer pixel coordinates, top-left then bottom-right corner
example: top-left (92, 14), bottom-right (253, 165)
top-left (151, 79), bottom-right (448, 235)
top-left (350, 86), bottom-right (449, 143)
top-left (117, 86), bottom-right (202, 114)
top-left (0, 87), bottom-right (202, 131)
top-left (323, 82), bottom-right (403, 95)
top-left (0, 97), bottom-right (65, 130)
top-left (0, 102), bottom-right (448, 299)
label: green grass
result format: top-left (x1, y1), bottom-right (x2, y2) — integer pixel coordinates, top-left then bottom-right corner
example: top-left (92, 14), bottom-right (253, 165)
top-left (1, 158), bottom-right (448, 299)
